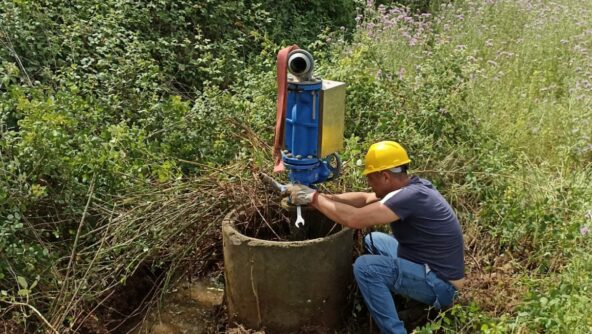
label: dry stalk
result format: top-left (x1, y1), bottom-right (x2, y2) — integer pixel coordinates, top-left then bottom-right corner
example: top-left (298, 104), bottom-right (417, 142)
top-left (50, 176), bottom-right (95, 329)
top-left (0, 301), bottom-right (58, 334)
top-left (12, 155), bottom-right (284, 333)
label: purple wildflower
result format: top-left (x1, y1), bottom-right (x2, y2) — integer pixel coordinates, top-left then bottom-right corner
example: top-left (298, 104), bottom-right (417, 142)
top-left (581, 225), bottom-right (590, 236)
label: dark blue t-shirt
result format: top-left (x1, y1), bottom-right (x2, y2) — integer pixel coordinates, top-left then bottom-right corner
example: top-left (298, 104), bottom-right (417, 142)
top-left (381, 176), bottom-right (464, 280)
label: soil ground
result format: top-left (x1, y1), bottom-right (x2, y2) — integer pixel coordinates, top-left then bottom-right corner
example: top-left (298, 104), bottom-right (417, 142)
top-left (127, 274), bottom-right (435, 334)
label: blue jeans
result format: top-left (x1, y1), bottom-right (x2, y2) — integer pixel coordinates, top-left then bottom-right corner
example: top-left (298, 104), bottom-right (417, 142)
top-left (353, 232), bottom-right (457, 334)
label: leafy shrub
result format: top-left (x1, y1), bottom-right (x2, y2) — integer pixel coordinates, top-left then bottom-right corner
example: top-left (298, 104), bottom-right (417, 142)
top-left (1, 0), bottom-right (358, 330)
top-left (514, 249), bottom-right (592, 333)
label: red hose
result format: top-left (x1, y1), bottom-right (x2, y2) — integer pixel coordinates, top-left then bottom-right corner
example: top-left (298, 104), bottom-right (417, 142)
top-left (273, 45), bottom-right (299, 172)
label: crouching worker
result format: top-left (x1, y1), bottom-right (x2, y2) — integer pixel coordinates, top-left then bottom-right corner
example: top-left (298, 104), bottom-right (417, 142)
top-left (285, 141), bottom-right (465, 334)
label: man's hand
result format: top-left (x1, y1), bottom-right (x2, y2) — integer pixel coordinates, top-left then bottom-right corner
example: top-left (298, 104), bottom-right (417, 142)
top-left (285, 184), bottom-right (317, 206)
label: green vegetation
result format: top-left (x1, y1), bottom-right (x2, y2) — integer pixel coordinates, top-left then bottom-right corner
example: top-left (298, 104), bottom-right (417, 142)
top-left (1, 0), bottom-right (591, 333)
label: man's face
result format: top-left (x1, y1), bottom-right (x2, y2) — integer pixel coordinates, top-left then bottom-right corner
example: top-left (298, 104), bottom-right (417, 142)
top-left (366, 171), bottom-right (389, 198)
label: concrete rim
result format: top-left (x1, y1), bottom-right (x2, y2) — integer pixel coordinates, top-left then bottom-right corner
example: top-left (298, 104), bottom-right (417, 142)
top-left (222, 207), bottom-right (352, 247)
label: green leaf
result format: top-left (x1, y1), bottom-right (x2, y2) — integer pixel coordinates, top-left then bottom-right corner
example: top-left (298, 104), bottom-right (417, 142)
top-left (30, 278), bottom-right (38, 291)
top-left (16, 276), bottom-right (28, 289)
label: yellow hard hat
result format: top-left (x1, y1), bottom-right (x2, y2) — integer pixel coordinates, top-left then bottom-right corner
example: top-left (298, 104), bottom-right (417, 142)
top-left (362, 141), bottom-right (411, 176)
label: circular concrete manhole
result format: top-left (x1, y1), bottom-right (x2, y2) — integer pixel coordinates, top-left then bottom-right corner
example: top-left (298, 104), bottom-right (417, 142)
top-left (223, 204), bottom-right (354, 333)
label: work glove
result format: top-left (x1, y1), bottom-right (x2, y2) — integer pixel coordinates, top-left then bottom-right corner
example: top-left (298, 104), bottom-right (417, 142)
top-left (285, 184), bottom-right (318, 206)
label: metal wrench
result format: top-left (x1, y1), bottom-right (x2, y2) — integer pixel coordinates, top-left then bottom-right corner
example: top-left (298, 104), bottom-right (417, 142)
top-left (295, 205), bottom-right (305, 228)
top-left (260, 173), bottom-right (305, 227)
top-left (259, 173), bottom-right (287, 194)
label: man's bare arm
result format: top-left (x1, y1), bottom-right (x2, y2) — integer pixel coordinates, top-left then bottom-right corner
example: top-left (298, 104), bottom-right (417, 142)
top-left (311, 194), bottom-right (399, 229)
top-left (322, 192), bottom-right (379, 208)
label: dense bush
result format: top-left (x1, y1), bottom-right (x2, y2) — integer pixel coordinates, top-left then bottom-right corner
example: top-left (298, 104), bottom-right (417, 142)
top-left (0, 0), bottom-right (357, 92)
top-left (0, 0), bottom-right (357, 330)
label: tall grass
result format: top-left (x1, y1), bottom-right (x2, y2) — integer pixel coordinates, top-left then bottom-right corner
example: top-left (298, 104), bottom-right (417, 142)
top-left (451, 0), bottom-right (592, 167)
top-left (323, 0), bottom-right (592, 332)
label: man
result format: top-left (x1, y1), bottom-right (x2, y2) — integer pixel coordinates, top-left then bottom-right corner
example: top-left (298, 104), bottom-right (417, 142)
top-left (286, 141), bottom-right (465, 334)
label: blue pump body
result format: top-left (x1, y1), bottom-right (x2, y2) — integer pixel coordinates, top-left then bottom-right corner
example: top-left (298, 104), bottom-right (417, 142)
top-left (283, 81), bottom-right (337, 186)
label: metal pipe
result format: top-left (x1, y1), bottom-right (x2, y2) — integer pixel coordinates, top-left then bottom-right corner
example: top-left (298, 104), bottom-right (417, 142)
top-left (288, 50), bottom-right (314, 82)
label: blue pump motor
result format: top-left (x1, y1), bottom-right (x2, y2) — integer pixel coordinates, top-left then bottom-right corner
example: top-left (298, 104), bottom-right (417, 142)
top-left (280, 49), bottom-right (346, 186)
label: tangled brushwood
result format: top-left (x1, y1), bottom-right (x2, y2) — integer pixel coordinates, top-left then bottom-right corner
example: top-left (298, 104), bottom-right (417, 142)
top-left (1, 161), bottom-right (285, 333)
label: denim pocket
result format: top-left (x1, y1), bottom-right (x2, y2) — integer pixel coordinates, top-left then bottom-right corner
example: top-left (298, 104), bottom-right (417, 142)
top-left (425, 272), bottom-right (456, 309)
top-left (393, 258), bottom-right (437, 305)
